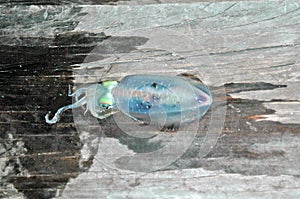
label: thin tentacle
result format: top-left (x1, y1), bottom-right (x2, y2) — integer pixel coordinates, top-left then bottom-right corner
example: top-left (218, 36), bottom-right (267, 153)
top-left (45, 96), bottom-right (87, 124)
top-left (68, 85), bottom-right (88, 102)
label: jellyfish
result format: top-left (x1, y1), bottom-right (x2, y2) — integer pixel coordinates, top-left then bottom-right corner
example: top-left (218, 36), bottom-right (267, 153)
top-left (45, 75), bottom-right (212, 126)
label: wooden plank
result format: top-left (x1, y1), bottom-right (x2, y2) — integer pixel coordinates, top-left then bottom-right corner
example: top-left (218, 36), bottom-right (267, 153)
top-left (1, 1), bottom-right (299, 198)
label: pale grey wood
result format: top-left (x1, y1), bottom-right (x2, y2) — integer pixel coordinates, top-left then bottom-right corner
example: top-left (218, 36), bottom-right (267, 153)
top-left (62, 1), bottom-right (300, 198)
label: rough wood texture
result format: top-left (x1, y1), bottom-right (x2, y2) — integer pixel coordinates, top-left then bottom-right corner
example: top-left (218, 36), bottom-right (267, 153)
top-left (1, 1), bottom-right (299, 198)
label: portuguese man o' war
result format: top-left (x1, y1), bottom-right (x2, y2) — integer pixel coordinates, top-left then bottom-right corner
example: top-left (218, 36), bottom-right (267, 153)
top-left (45, 75), bottom-right (212, 126)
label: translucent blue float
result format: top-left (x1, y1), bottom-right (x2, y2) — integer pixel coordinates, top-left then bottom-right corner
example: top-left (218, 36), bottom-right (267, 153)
top-left (45, 75), bottom-right (212, 126)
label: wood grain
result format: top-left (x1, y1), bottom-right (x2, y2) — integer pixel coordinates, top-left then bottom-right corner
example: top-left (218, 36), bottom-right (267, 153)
top-left (1, 1), bottom-right (299, 198)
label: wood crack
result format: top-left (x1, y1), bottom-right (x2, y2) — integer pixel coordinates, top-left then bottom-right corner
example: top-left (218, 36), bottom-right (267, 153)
top-left (222, 6), bottom-right (300, 30)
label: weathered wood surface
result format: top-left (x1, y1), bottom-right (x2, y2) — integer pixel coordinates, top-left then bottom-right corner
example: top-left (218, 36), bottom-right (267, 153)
top-left (1, 1), bottom-right (300, 198)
